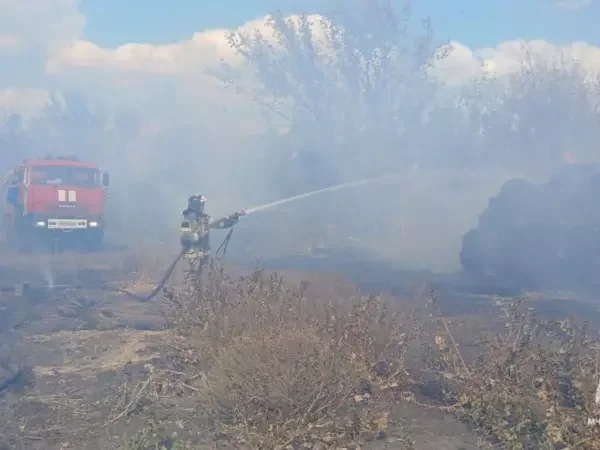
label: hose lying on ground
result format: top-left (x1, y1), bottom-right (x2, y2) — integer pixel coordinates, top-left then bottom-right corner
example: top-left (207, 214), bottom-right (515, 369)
top-left (0, 248), bottom-right (186, 302)
top-left (114, 247), bottom-right (187, 301)
top-left (58, 226), bottom-right (237, 301)
top-left (81, 247), bottom-right (187, 302)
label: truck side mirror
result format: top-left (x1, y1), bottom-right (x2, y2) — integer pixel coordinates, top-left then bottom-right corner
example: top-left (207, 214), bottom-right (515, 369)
top-left (102, 172), bottom-right (110, 187)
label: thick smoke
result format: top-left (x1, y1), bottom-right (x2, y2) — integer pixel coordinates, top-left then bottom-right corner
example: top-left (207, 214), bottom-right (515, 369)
top-left (1, 0), bottom-right (599, 279)
top-left (211, 2), bottom-right (600, 273)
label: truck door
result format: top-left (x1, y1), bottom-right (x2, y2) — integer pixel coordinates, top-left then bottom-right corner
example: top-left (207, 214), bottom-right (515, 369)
top-left (6, 181), bottom-right (17, 206)
top-left (4, 169), bottom-right (21, 208)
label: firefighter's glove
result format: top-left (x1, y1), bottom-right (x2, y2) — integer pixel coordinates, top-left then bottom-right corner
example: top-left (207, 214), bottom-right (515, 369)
top-left (232, 210), bottom-right (246, 221)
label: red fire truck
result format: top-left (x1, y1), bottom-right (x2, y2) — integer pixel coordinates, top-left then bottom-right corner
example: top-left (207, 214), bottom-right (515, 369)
top-left (1, 155), bottom-right (109, 252)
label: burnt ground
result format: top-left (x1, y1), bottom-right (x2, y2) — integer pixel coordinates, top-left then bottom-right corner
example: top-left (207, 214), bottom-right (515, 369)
top-left (250, 246), bottom-right (600, 323)
top-left (0, 247), bottom-right (599, 449)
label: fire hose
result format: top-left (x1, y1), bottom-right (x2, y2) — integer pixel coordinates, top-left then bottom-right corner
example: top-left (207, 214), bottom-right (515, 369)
top-left (97, 246), bottom-right (187, 302)
top-left (66, 224), bottom-right (236, 302)
top-left (115, 225), bottom-right (235, 301)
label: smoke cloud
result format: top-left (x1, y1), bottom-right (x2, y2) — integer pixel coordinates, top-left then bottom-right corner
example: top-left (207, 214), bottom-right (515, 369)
top-left (2, 0), bottom-right (599, 280)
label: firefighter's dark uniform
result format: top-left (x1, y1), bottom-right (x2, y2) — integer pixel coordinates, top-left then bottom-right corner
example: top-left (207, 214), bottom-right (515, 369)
top-left (179, 195), bottom-right (241, 269)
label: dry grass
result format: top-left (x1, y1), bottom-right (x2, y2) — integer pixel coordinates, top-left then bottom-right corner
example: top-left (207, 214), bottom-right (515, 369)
top-left (120, 240), bottom-right (176, 289)
top-left (7, 250), bottom-right (595, 449)
top-left (111, 263), bottom-right (600, 449)
top-left (425, 295), bottom-right (600, 449)
top-left (158, 263), bottom-right (418, 449)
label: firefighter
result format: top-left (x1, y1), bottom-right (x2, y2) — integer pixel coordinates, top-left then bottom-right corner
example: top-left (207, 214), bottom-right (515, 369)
top-left (179, 194), bottom-right (244, 271)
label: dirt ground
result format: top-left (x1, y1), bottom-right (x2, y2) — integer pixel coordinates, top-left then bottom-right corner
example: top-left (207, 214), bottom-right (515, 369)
top-left (0, 247), bottom-right (598, 449)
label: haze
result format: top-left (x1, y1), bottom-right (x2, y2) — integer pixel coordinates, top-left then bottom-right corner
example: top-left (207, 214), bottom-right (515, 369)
top-left (1, 0), bottom-right (599, 275)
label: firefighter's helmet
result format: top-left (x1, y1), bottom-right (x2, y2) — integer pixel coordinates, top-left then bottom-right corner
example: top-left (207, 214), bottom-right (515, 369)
top-left (187, 194), bottom-right (207, 212)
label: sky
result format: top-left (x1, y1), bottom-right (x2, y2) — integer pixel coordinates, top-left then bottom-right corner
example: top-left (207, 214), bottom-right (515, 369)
top-left (1, 0), bottom-right (600, 120)
top-left (80, 0), bottom-right (600, 48)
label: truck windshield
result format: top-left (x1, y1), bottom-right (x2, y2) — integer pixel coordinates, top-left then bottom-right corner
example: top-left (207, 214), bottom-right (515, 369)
top-left (30, 166), bottom-right (100, 188)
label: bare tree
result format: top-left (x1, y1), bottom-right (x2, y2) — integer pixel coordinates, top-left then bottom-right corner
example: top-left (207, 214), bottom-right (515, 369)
top-left (460, 47), bottom-right (600, 177)
top-left (212, 0), bottom-right (451, 193)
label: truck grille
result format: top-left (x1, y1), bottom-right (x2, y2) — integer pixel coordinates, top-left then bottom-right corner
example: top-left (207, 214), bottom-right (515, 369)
top-left (47, 219), bottom-right (88, 229)
top-left (46, 204), bottom-right (89, 215)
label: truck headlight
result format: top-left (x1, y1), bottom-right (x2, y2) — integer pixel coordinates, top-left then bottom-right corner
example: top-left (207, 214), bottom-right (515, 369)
top-left (34, 221), bottom-right (46, 227)
top-left (89, 221), bottom-right (98, 227)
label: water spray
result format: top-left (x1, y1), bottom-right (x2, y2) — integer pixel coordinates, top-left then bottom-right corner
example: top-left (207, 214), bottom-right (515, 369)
top-left (243, 172), bottom-right (403, 215)
top-left (40, 261), bottom-right (54, 289)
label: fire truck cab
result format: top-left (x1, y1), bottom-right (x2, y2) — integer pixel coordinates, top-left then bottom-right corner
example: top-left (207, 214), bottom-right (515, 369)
top-left (1, 155), bottom-right (109, 252)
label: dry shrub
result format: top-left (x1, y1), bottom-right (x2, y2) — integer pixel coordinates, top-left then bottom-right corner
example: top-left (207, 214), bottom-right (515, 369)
top-left (163, 262), bottom-right (418, 448)
top-left (200, 327), bottom-right (363, 429)
top-left (426, 296), bottom-right (600, 449)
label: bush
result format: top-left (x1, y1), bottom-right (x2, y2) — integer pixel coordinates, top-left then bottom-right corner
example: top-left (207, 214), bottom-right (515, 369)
top-left (426, 297), bottom-right (600, 449)
top-left (115, 262), bottom-right (600, 449)
top-left (162, 263), bottom-right (418, 448)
